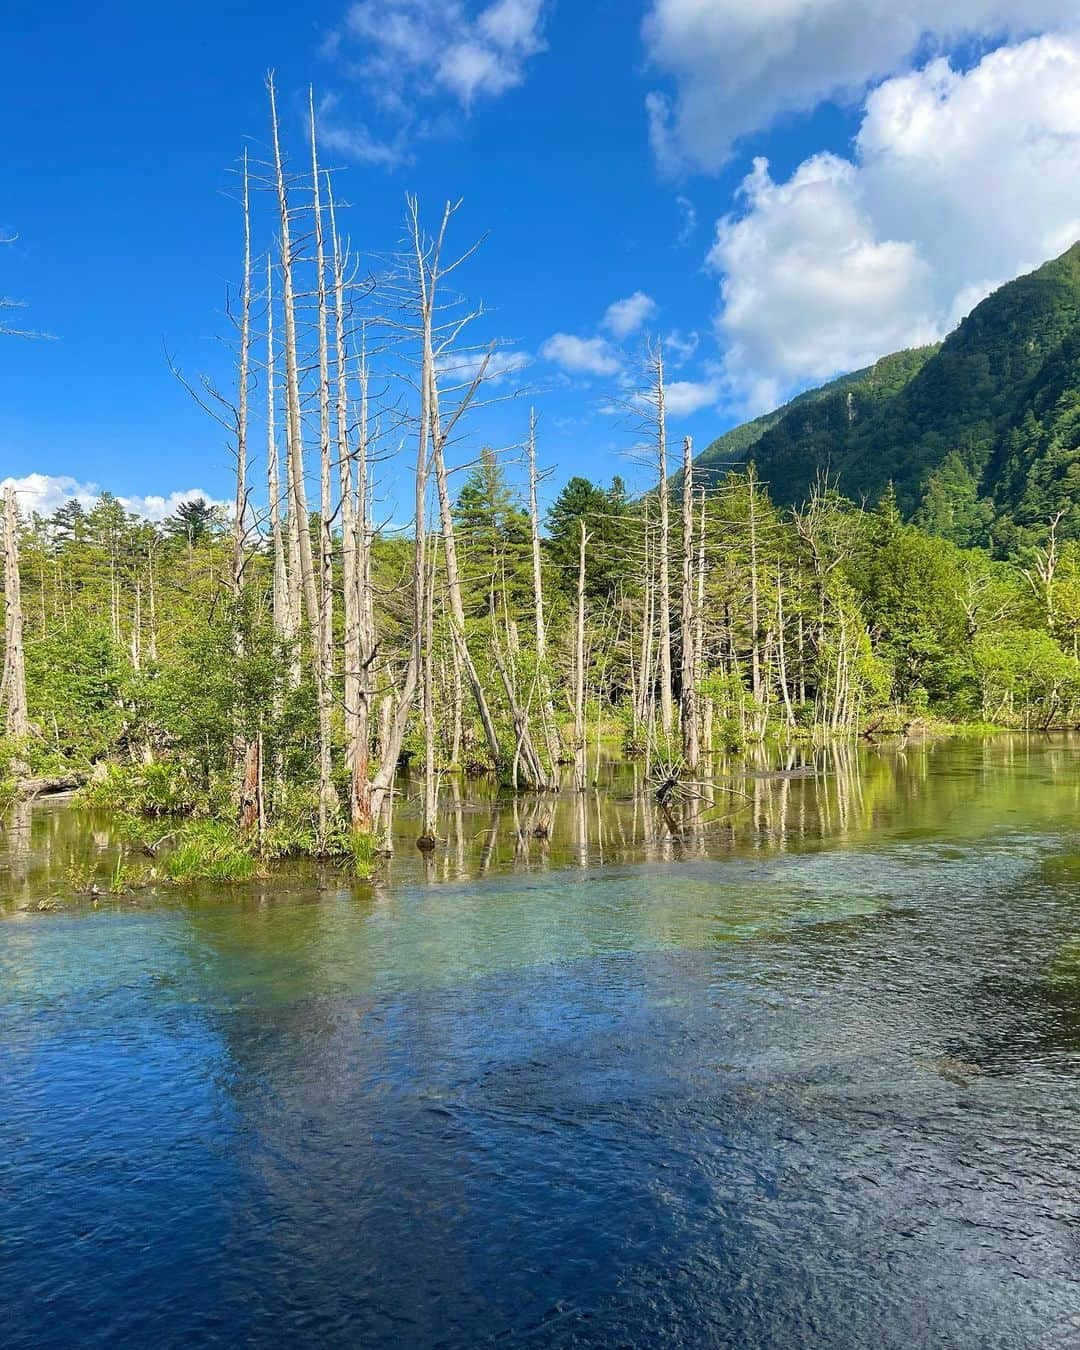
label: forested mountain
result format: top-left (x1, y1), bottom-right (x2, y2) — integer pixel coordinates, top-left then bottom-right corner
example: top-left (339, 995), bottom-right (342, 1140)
top-left (697, 243), bottom-right (1080, 553)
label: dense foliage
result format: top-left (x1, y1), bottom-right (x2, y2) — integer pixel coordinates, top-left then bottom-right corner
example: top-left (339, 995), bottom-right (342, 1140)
top-left (3, 465), bottom-right (1078, 814)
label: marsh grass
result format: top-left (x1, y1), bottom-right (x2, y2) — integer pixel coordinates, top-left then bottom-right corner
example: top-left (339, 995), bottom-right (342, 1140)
top-left (164, 820), bottom-right (257, 883)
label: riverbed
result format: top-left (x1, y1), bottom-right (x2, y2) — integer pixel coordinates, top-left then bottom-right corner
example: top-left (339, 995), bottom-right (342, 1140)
top-left (2, 737), bottom-right (1079, 1347)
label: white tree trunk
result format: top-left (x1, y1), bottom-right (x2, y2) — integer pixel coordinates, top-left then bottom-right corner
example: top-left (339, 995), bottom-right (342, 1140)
top-left (680, 434), bottom-right (699, 771)
top-left (574, 520), bottom-right (589, 792)
top-left (654, 344), bottom-right (674, 739)
top-left (308, 94), bottom-right (337, 834)
top-left (3, 485), bottom-right (28, 745)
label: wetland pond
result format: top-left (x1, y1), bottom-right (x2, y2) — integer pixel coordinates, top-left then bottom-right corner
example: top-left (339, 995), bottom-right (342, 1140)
top-left (2, 736), bottom-right (1079, 1348)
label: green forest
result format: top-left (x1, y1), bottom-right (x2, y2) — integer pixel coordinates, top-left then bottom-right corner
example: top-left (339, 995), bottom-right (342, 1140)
top-left (3, 85), bottom-right (1080, 881)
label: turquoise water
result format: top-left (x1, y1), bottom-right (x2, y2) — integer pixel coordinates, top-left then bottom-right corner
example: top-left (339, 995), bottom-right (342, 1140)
top-left (2, 739), bottom-right (1079, 1346)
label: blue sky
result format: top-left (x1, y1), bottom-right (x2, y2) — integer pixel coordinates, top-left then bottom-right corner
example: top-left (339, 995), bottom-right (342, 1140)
top-left (2, 1), bottom-right (1079, 519)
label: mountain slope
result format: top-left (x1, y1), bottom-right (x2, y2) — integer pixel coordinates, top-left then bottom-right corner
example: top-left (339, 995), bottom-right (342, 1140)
top-left (695, 365), bottom-right (877, 473)
top-left (699, 242), bottom-right (1080, 550)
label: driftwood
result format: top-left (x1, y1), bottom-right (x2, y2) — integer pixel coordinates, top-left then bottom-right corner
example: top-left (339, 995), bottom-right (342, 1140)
top-left (15, 774), bottom-right (86, 798)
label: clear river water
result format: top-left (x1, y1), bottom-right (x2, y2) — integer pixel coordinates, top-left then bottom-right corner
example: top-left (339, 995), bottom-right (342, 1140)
top-left (1, 737), bottom-right (1079, 1348)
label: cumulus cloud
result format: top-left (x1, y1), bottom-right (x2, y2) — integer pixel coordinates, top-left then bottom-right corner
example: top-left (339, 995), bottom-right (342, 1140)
top-left (643, 0), bottom-right (1077, 172)
top-left (854, 35), bottom-right (1080, 296)
top-left (664, 374), bottom-right (722, 417)
top-left (709, 155), bottom-right (939, 412)
top-left (320, 0), bottom-right (547, 163)
top-left (435, 347), bottom-right (531, 384)
top-left (1, 473), bottom-right (229, 522)
top-left (540, 333), bottom-right (621, 376)
top-left (602, 291), bottom-right (658, 339)
top-left (708, 34), bottom-right (1080, 412)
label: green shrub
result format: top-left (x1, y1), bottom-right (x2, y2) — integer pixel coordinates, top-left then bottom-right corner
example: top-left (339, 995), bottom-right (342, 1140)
top-left (80, 761), bottom-right (203, 817)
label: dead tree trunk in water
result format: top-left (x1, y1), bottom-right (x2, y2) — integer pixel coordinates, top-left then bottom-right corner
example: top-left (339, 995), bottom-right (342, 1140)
top-left (326, 185), bottom-right (369, 833)
top-left (265, 256), bottom-right (290, 645)
top-left (268, 74), bottom-right (309, 667)
top-left (308, 91), bottom-right (338, 835)
top-left (231, 151), bottom-right (252, 601)
top-left (238, 737), bottom-right (261, 832)
top-left (428, 407), bottom-right (503, 769)
top-left (776, 562), bottom-right (796, 728)
top-left (634, 504), bottom-right (654, 741)
top-left (695, 489), bottom-right (709, 756)
top-left (680, 434), bottom-right (699, 772)
top-left (231, 154), bottom-right (259, 813)
top-left (747, 463), bottom-right (763, 711)
top-left (573, 520), bottom-right (590, 792)
top-left (417, 202), bottom-right (545, 784)
top-left (653, 342), bottom-right (674, 741)
top-left (528, 409), bottom-right (561, 772)
top-left (2, 485), bottom-right (28, 748)
top-left (419, 536), bottom-right (439, 849)
top-left (367, 199), bottom-right (437, 835)
top-left (351, 335), bottom-right (375, 830)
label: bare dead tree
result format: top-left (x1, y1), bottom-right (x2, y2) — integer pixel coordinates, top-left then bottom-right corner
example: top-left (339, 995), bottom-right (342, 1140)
top-left (2, 486), bottom-right (28, 749)
top-left (679, 434), bottom-right (699, 771)
top-left (231, 151), bottom-right (252, 600)
top-left (528, 409), bottom-right (562, 772)
top-left (265, 255), bottom-right (291, 645)
top-left (574, 519), bottom-right (590, 792)
top-left (268, 73), bottom-right (315, 680)
top-left (307, 90), bottom-right (338, 833)
top-left (326, 182), bottom-right (365, 829)
top-left (1023, 510), bottom-right (1065, 635)
top-left (419, 534), bottom-right (440, 849)
top-left (746, 462), bottom-right (763, 707)
top-left (351, 332), bottom-right (376, 830)
top-left (651, 341), bottom-right (674, 739)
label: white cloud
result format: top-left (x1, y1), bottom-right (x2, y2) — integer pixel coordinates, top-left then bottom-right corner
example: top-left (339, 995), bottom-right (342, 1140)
top-left (708, 34), bottom-right (1080, 411)
top-left (1, 474), bottom-right (229, 523)
top-left (709, 155), bottom-right (939, 412)
top-left (435, 347), bottom-right (531, 383)
top-left (602, 291), bottom-right (658, 339)
top-left (664, 329), bottom-right (699, 366)
top-left (322, 0), bottom-right (547, 162)
top-left (126, 490), bottom-right (230, 522)
top-left (854, 35), bottom-right (1080, 297)
top-left (664, 375), bottom-right (722, 417)
top-left (540, 333), bottom-right (621, 376)
top-left (643, 0), bottom-right (1077, 172)
top-left (316, 94), bottom-right (414, 168)
top-left (675, 194), bottom-right (697, 246)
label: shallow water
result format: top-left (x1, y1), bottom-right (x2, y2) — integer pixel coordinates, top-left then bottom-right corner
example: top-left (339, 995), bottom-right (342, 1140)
top-left (2, 738), bottom-right (1079, 1347)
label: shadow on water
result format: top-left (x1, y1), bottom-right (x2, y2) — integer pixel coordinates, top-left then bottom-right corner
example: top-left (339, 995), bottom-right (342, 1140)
top-left (1, 735), bottom-right (1080, 1347)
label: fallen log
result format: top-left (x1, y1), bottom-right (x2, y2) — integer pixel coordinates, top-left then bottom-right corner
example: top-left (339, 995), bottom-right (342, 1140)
top-left (15, 774), bottom-right (87, 799)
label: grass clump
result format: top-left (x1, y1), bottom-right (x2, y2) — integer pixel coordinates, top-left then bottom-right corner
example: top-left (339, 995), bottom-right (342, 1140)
top-left (78, 760), bottom-right (378, 885)
top-left (164, 819), bottom-right (256, 883)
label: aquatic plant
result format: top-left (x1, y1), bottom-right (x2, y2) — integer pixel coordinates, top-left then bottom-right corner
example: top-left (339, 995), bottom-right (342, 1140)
top-left (164, 820), bottom-right (256, 884)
